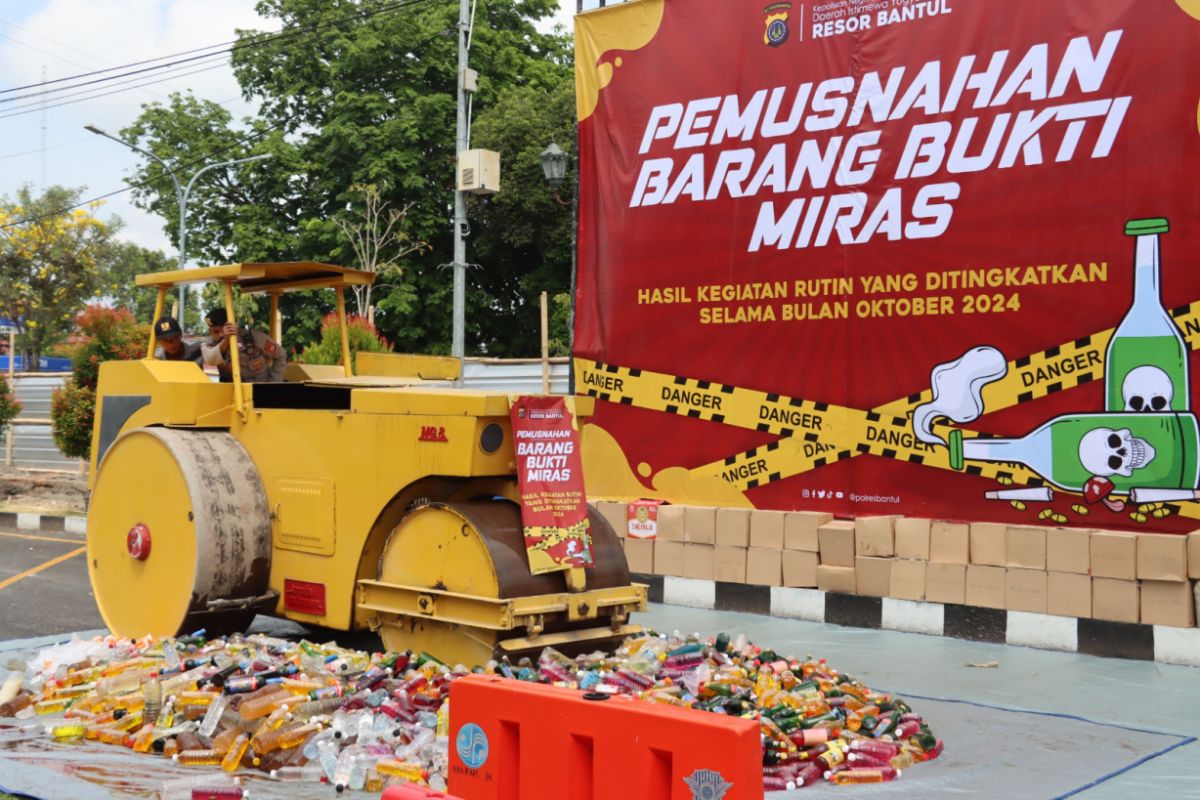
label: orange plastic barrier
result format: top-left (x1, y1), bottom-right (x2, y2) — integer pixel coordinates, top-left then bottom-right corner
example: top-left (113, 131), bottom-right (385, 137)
top-left (383, 785), bottom-right (466, 800)
top-left (447, 674), bottom-right (763, 800)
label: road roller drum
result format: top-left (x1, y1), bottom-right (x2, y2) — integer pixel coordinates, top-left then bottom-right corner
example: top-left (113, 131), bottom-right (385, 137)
top-left (87, 427), bottom-right (273, 638)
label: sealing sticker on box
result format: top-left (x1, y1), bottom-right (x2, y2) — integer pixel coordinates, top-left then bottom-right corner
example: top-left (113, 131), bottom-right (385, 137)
top-left (627, 499), bottom-right (661, 539)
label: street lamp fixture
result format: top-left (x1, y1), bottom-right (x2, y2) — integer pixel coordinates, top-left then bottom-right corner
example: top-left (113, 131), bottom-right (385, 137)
top-left (540, 143), bottom-right (568, 192)
top-left (84, 124), bottom-right (271, 328)
top-left (541, 141), bottom-right (577, 393)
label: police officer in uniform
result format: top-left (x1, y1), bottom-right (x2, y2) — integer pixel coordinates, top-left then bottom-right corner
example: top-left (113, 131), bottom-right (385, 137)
top-left (201, 307), bottom-right (287, 383)
top-left (153, 316), bottom-right (203, 365)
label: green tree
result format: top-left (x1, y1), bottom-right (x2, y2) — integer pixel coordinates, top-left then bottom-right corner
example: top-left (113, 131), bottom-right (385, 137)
top-left (99, 242), bottom-right (188, 327)
top-left (299, 312), bottom-right (391, 371)
top-left (50, 306), bottom-right (149, 459)
top-left (0, 186), bottom-right (117, 366)
top-left (120, 0), bottom-right (572, 357)
top-left (0, 375), bottom-right (20, 447)
top-left (468, 81), bottom-right (577, 356)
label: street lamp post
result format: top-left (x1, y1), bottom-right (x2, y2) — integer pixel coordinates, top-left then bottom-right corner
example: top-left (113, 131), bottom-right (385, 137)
top-left (540, 142), bottom-right (577, 394)
top-left (84, 124), bottom-right (270, 327)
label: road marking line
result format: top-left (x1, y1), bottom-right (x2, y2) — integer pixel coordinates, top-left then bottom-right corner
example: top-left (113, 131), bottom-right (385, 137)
top-left (0, 530), bottom-right (85, 545)
top-left (0, 545), bottom-right (87, 591)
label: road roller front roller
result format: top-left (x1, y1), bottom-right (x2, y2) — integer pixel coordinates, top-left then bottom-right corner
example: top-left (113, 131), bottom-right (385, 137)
top-left (88, 427), bottom-right (274, 638)
top-left (86, 261), bottom-right (648, 663)
top-left (358, 501), bottom-right (646, 667)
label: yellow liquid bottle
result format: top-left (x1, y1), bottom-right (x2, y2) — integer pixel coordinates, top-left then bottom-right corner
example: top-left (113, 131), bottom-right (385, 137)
top-left (221, 734), bottom-right (249, 772)
top-left (175, 749), bottom-right (223, 766)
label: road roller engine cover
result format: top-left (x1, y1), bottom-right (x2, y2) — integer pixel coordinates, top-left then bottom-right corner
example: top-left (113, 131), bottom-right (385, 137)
top-left (86, 261), bottom-right (647, 665)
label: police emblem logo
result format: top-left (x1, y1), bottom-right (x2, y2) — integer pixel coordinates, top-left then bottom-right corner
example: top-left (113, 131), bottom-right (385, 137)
top-left (684, 769), bottom-right (733, 800)
top-left (763, 2), bottom-right (790, 47)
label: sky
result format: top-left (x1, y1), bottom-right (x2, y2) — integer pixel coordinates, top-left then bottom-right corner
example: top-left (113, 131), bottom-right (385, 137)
top-left (0, 0), bottom-right (589, 256)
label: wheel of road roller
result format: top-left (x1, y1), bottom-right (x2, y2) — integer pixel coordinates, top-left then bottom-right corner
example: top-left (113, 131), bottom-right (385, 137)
top-left (374, 500), bottom-right (633, 667)
top-left (87, 427), bottom-right (273, 638)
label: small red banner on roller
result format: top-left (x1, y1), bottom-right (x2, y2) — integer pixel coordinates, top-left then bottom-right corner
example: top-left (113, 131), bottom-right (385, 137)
top-left (509, 396), bottom-right (594, 575)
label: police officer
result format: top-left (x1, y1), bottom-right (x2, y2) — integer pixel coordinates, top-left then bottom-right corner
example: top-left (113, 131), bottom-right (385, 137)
top-left (153, 316), bottom-right (202, 365)
top-left (201, 307), bottom-right (287, 383)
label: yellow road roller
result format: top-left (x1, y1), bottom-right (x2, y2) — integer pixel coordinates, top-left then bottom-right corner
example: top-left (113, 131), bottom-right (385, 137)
top-left (86, 262), bottom-right (646, 666)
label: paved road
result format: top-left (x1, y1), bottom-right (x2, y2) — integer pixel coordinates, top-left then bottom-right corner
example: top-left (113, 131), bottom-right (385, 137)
top-left (9, 375), bottom-right (77, 471)
top-left (0, 525), bottom-right (104, 640)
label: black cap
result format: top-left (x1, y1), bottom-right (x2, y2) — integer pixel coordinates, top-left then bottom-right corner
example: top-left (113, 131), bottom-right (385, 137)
top-left (205, 307), bottom-right (228, 327)
top-left (154, 316), bottom-right (182, 339)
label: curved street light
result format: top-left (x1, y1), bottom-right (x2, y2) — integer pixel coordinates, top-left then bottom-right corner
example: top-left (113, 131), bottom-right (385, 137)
top-left (84, 124), bottom-right (271, 327)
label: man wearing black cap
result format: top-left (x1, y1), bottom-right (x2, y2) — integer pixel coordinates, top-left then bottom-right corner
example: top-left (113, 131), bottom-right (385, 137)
top-left (201, 307), bottom-right (286, 383)
top-left (153, 316), bottom-right (202, 365)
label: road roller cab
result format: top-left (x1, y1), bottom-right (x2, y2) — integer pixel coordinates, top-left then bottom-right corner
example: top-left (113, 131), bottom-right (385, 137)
top-left (86, 262), bottom-right (646, 666)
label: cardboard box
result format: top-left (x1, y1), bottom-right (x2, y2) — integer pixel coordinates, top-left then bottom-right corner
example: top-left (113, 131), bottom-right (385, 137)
top-left (818, 520), bottom-right (856, 567)
top-left (782, 550), bottom-right (819, 587)
top-left (714, 546), bottom-right (747, 583)
top-left (894, 518), bottom-right (931, 560)
top-left (1046, 528), bottom-right (1090, 574)
top-left (746, 547), bottom-right (783, 586)
top-left (855, 516), bottom-right (896, 557)
top-left (1140, 579), bottom-right (1196, 627)
top-left (653, 540), bottom-right (684, 576)
top-left (1092, 577), bottom-right (1139, 623)
top-left (623, 538), bottom-right (654, 574)
top-left (684, 506), bottom-right (716, 545)
top-left (784, 511), bottom-right (831, 551)
top-left (965, 564), bottom-right (1006, 609)
top-left (817, 565), bottom-right (856, 594)
top-left (682, 544), bottom-right (715, 581)
top-left (1006, 568), bottom-right (1048, 613)
top-left (1091, 531), bottom-right (1137, 579)
top-left (1047, 572), bottom-right (1091, 618)
top-left (930, 521), bottom-right (969, 563)
top-left (925, 562), bottom-right (966, 604)
top-left (656, 505), bottom-right (686, 543)
top-left (1189, 531), bottom-right (1200, 579)
top-left (749, 510), bottom-right (786, 550)
top-left (595, 501), bottom-right (627, 538)
top-left (889, 559), bottom-right (926, 600)
top-left (715, 508), bottom-right (751, 548)
top-left (1005, 525), bottom-right (1047, 570)
top-left (854, 556), bottom-right (892, 597)
top-left (1137, 534), bottom-right (1188, 582)
top-left (969, 522), bottom-right (1006, 566)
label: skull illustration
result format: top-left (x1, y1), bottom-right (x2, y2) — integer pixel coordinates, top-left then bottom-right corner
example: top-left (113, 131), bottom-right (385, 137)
top-left (1078, 428), bottom-right (1156, 477)
top-left (1122, 365), bottom-right (1173, 412)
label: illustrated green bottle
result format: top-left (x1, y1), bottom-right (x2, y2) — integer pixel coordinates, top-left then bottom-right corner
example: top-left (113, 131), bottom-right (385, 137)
top-left (1105, 218), bottom-right (1189, 412)
top-left (947, 412), bottom-right (1200, 493)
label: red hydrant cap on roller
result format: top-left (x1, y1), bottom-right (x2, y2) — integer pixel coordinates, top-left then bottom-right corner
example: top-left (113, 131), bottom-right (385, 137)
top-left (126, 523), bottom-right (151, 561)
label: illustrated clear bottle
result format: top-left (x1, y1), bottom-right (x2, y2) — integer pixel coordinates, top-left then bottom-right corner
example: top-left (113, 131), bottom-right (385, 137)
top-left (1106, 218), bottom-right (1189, 412)
top-left (949, 411), bottom-right (1200, 493)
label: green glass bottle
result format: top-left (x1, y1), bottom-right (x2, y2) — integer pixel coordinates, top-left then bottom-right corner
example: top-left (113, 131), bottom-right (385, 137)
top-left (949, 411), bottom-right (1200, 493)
top-left (1105, 218), bottom-right (1189, 412)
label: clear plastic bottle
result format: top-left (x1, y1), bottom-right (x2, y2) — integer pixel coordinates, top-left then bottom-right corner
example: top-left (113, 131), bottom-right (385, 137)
top-left (271, 763), bottom-right (326, 783)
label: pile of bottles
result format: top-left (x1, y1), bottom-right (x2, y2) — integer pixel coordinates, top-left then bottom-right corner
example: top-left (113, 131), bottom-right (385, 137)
top-left (0, 629), bottom-right (941, 795)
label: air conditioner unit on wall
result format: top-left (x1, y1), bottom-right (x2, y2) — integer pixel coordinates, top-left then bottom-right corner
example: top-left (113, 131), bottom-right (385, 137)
top-left (457, 149), bottom-right (500, 195)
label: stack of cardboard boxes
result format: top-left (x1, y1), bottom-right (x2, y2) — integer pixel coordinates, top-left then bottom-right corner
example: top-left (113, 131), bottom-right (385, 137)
top-left (593, 501), bottom-right (1200, 628)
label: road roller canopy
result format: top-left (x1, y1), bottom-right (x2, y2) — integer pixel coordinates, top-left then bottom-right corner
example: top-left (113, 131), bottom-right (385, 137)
top-left (135, 261), bottom-right (374, 294)
top-left (140, 261), bottom-right (375, 398)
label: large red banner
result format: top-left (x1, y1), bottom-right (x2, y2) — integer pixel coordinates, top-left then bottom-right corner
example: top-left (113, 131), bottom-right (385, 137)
top-left (573, 0), bottom-right (1200, 532)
